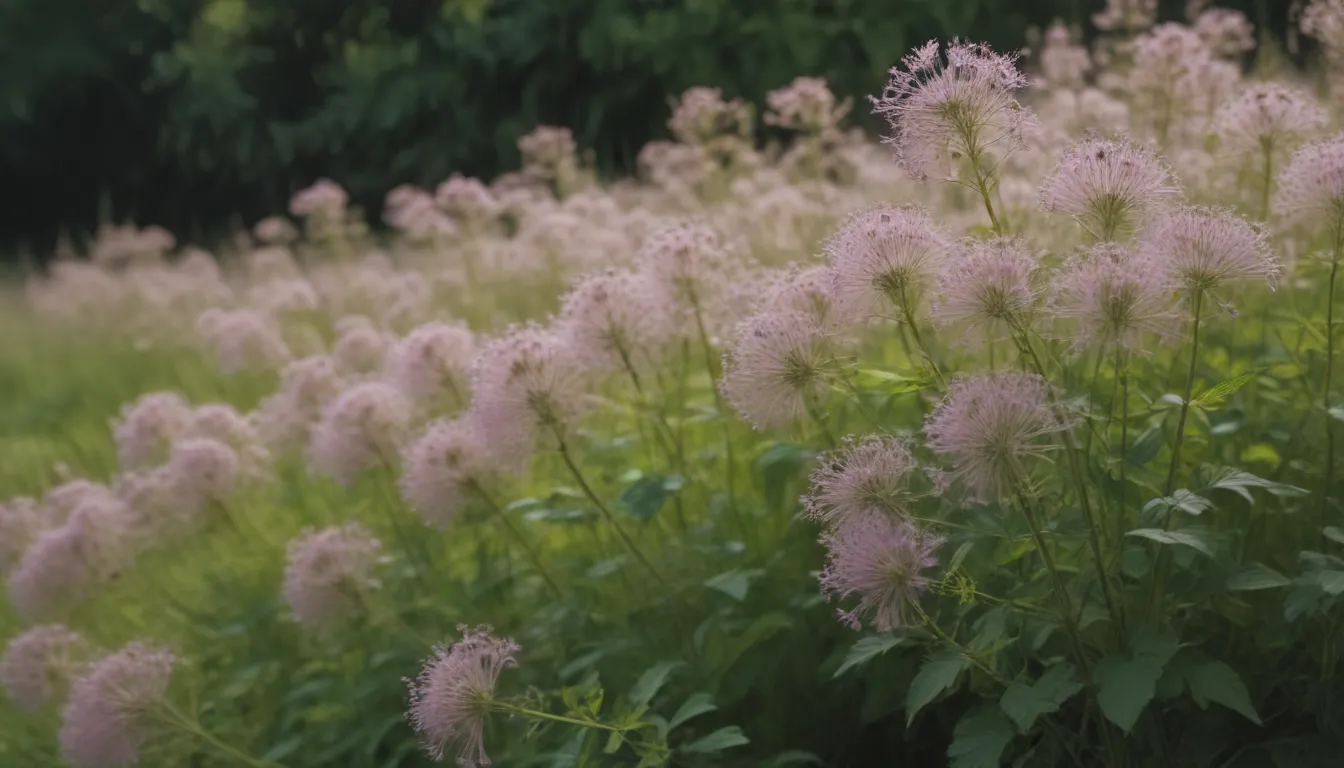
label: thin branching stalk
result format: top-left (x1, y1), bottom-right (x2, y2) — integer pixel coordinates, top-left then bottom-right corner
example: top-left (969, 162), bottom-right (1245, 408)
top-left (471, 481), bottom-right (563, 599)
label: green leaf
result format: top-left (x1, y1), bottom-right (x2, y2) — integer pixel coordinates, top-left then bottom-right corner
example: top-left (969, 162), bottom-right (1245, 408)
top-left (947, 708), bottom-right (1015, 768)
top-left (833, 635), bottom-right (903, 678)
top-left (704, 569), bottom-right (764, 601)
top-left (682, 726), bottom-right (750, 753)
top-left (1201, 467), bottom-right (1308, 502)
top-left (1193, 369), bottom-right (1261, 409)
top-left (1305, 570), bottom-right (1344, 595)
top-left (262, 736), bottom-right (304, 762)
top-left (755, 443), bottom-right (814, 513)
top-left (906, 650), bottom-right (967, 725)
top-left (1324, 527), bottom-right (1344, 545)
top-left (1329, 405), bottom-right (1344, 422)
top-left (1096, 655), bottom-right (1164, 732)
top-left (1126, 528), bottom-right (1217, 558)
top-left (620, 474), bottom-right (681, 523)
top-left (604, 730), bottom-right (624, 754)
top-left (1182, 657), bottom-right (1262, 725)
top-left (999, 664), bottom-right (1084, 732)
top-left (1226, 563), bottom-right (1291, 591)
top-left (668, 692), bottom-right (717, 731)
top-left (1127, 425), bottom-right (1166, 466)
top-left (1142, 490), bottom-right (1213, 517)
top-left (629, 661), bottom-right (683, 707)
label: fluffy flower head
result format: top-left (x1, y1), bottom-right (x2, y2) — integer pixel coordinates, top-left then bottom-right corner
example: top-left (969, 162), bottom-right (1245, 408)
top-left (1050, 243), bottom-right (1179, 353)
top-left (407, 626), bottom-right (520, 766)
top-left (1215, 84), bottom-right (1328, 157)
top-left (399, 419), bottom-right (492, 529)
top-left (1, 624), bottom-right (89, 711)
top-left (307, 382), bottom-right (411, 484)
top-left (58, 642), bottom-right (175, 768)
top-left (1275, 134), bottom-right (1344, 230)
top-left (720, 311), bottom-right (830, 431)
top-left (930, 237), bottom-right (1039, 344)
top-left (282, 523), bottom-right (383, 633)
top-left (386, 322), bottom-right (476, 408)
top-left (555, 269), bottom-right (671, 373)
top-left (824, 204), bottom-right (950, 325)
top-left (112, 392), bottom-right (192, 470)
top-left (1140, 205), bottom-right (1278, 294)
top-left (803, 436), bottom-right (918, 525)
top-left (819, 513), bottom-right (942, 631)
top-left (1038, 136), bottom-right (1178, 238)
top-left (924, 372), bottom-right (1067, 503)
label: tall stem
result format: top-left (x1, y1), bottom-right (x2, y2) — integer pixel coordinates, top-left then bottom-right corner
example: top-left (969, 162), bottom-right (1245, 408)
top-left (1013, 487), bottom-right (1093, 679)
top-left (898, 284), bottom-right (945, 388)
top-left (1259, 139), bottom-right (1275, 222)
top-left (553, 429), bottom-right (670, 589)
top-left (1325, 239), bottom-right (1340, 517)
top-left (1164, 289), bottom-right (1204, 499)
top-left (492, 701), bottom-right (627, 732)
top-left (158, 702), bottom-right (278, 768)
top-left (472, 482), bottom-right (563, 599)
top-left (690, 296), bottom-right (748, 541)
top-left (969, 151), bottom-right (1004, 235)
top-left (1116, 345), bottom-right (1130, 551)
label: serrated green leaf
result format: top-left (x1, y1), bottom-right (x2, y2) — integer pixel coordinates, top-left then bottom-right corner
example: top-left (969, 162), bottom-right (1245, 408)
top-left (906, 650), bottom-right (966, 725)
top-left (1226, 563), bottom-right (1291, 591)
top-left (629, 661), bottom-right (683, 707)
top-left (682, 726), bottom-right (750, 753)
top-left (1306, 570), bottom-right (1344, 595)
top-left (999, 664), bottom-right (1083, 732)
top-left (1142, 489), bottom-right (1213, 518)
top-left (947, 708), bottom-right (1015, 768)
top-left (1193, 369), bottom-right (1261, 409)
top-left (1201, 467), bottom-right (1308, 502)
top-left (1096, 655), bottom-right (1164, 732)
top-left (668, 692), bottom-right (716, 731)
top-left (833, 635), bottom-right (903, 678)
top-left (1126, 528), bottom-right (1217, 557)
top-left (1182, 657), bottom-right (1262, 725)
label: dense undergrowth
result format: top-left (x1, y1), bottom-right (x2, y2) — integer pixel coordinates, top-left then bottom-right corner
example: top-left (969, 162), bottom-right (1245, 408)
top-left (4, 3), bottom-right (1344, 767)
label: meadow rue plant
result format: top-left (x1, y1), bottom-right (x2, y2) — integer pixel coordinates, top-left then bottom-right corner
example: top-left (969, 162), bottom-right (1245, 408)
top-left (6, 11), bottom-right (1344, 768)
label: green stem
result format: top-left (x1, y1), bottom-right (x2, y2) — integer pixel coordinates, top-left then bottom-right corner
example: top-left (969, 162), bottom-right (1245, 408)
top-left (492, 701), bottom-right (628, 732)
top-left (472, 482), bottom-right (563, 599)
top-left (1014, 486), bottom-right (1092, 678)
top-left (1164, 289), bottom-right (1204, 500)
top-left (969, 152), bottom-right (1004, 235)
top-left (553, 429), bottom-right (671, 589)
top-left (158, 702), bottom-right (279, 768)
top-left (691, 296), bottom-right (749, 542)
top-left (1260, 139), bottom-right (1275, 222)
top-left (1116, 346), bottom-right (1130, 552)
top-left (1325, 243), bottom-right (1340, 517)
top-left (899, 284), bottom-right (945, 388)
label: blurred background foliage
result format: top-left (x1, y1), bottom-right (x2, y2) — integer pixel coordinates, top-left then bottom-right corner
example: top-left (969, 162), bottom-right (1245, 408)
top-left (0, 0), bottom-right (1286, 254)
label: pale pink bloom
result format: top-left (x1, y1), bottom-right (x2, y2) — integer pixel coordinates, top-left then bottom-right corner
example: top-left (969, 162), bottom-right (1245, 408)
top-left (58, 642), bottom-right (175, 768)
top-left (8, 496), bottom-right (138, 620)
top-left (720, 311), bottom-right (830, 431)
top-left (385, 322), bottom-right (475, 408)
top-left (925, 372), bottom-right (1067, 503)
top-left (330, 316), bottom-right (392, 375)
top-left (803, 436), bottom-right (918, 525)
top-left (256, 356), bottom-right (345, 453)
top-left (407, 626), bottom-right (520, 765)
top-left (635, 222), bottom-right (737, 335)
top-left (1275, 134), bottom-right (1344, 231)
top-left (253, 216), bottom-right (298, 244)
top-left (1216, 84), bottom-right (1328, 159)
top-left (1093, 0), bottom-right (1157, 32)
top-left (112, 392), bottom-right (193, 470)
top-left (764, 76), bottom-right (852, 133)
top-left (1050, 243), bottom-right (1180, 353)
top-left (1193, 9), bottom-right (1255, 57)
top-left (1, 497), bottom-right (43, 573)
top-left (175, 248), bottom-right (221, 282)
top-left (872, 40), bottom-right (1034, 183)
top-left (1140, 205), bottom-right (1279, 295)
top-left (929, 237), bottom-right (1040, 344)
top-left (637, 140), bottom-right (707, 189)
top-left (468, 325), bottom-right (589, 471)
top-left (1302, 0), bottom-right (1344, 53)
top-left (195, 308), bottom-right (291, 374)
top-left (290, 178), bottom-right (349, 218)
top-left (1038, 136), bottom-right (1179, 239)
top-left (824, 204), bottom-right (950, 326)
top-left (518, 125), bottom-right (580, 192)
top-left (435, 174), bottom-right (500, 227)
top-left (399, 419), bottom-right (492, 529)
top-left (1, 624), bottom-right (89, 711)
top-left (183, 404), bottom-right (270, 476)
top-left (114, 468), bottom-right (183, 540)
top-left (1125, 24), bottom-right (1217, 141)
top-left (41, 480), bottom-right (118, 527)
top-left (1039, 21), bottom-right (1091, 90)
top-left (164, 438), bottom-right (239, 513)
top-left (668, 86), bottom-right (753, 146)
top-left (555, 269), bottom-right (672, 375)
top-left (308, 381), bottom-right (412, 484)
top-left (282, 523), bottom-right (382, 633)
top-left (762, 264), bottom-right (837, 327)
top-left (245, 246), bottom-right (302, 281)
top-left (819, 512), bottom-right (942, 632)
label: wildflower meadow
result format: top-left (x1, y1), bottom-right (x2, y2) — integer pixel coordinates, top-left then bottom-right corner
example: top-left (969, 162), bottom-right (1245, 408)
top-left (5, 2), bottom-right (1344, 766)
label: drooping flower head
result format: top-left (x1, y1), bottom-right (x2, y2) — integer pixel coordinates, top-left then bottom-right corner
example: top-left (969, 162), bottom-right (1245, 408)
top-left (307, 382), bottom-right (412, 484)
top-left (872, 40), bottom-right (1034, 183)
top-left (1140, 205), bottom-right (1279, 296)
top-left (1050, 243), bottom-right (1180, 353)
top-left (819, 513), bottom-right (943, 631)
top-left (282, 523), bottom-right (383, 633)
top-left (824, 204), bottom-right (950, 326)
top-left (803, 436), bottom-right (918, 525)
top-left (399, 419), bottom-right (492, 529)
top-left (720, 311), bottom-right (831, 431)
top-left (58, 642), bottom-right (175, 768)
top-left (554, 269), bottom-right (672, 374)
top-left (112, 392), bottom-right (193, 470)
top-left (1038, 136), bottom-right (1179, 239)
top-left (385, 322), bottom-right (476, 409)
top-left (1215, 84), bottom-right (1328, 160)
top-left (924, 372), bottom-right (1068, 504)
top-left (468, 325), bottom-right (589, 471)
top-left (1, 624), bottom-right (90, 711)
top-left (929, 237), bottom-right (1040, 344)
top-left (407, 626), bottom-right (520, 766)
top-left (1275, 134), bottom-right (1344, 233)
